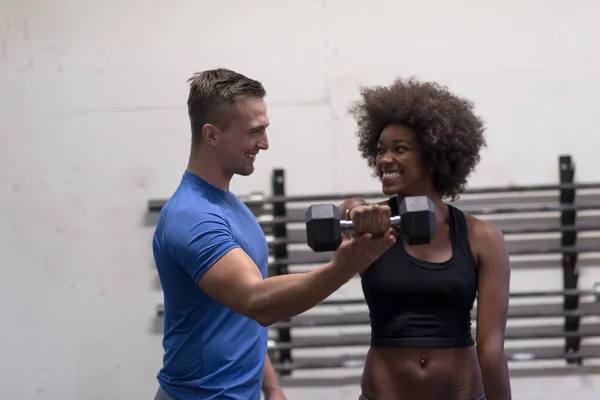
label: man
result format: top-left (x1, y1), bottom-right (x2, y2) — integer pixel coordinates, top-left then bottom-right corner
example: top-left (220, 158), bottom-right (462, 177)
top-left (152, 68), bottom-right (397, 400)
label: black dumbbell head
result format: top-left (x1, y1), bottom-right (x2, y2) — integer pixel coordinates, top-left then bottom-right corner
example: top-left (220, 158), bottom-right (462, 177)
top-left (398, 196), bottom-right (436, 245)
top-left (305, 204), bottom-right (342, 252)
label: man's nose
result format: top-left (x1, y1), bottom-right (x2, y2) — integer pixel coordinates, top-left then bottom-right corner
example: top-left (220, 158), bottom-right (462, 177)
top-left (258, 132), bottom-right (269, 150)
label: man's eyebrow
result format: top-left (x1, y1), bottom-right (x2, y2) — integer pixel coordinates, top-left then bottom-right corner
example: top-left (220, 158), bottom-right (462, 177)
top-left (247, 123), bottom-right (269, 131)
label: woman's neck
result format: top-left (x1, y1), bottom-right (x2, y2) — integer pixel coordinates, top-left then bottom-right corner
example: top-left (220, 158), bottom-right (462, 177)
top-left (394, 191), bottom-right (448, 224)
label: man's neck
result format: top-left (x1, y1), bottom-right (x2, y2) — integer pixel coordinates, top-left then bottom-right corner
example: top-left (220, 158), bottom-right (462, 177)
top-left (187, 151), bottom-right (231, 192)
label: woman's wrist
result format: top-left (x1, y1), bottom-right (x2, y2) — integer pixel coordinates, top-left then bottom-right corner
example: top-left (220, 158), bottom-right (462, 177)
top-left (344, 199), bottom-right (368, 219)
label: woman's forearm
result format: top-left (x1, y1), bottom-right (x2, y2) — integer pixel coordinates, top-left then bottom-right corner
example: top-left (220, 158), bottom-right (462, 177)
top-left (479, 350), bottom-right (512, 400)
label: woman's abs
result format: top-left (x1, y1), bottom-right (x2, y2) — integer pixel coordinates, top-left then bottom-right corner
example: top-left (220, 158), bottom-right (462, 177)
top-left (360, 345), bottom-right (484, 400)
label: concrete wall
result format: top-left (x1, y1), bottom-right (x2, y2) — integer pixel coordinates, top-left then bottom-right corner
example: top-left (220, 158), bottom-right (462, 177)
top-left (2, 0), bottom-right (600, 398)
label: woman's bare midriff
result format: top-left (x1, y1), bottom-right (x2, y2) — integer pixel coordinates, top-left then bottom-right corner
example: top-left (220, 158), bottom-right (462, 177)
top-left (360, 345), bottom-right (484, 400)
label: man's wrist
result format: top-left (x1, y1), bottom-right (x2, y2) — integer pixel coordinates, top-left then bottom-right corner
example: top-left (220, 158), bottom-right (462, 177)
top-left (326, 260), bottom-right (355, 284)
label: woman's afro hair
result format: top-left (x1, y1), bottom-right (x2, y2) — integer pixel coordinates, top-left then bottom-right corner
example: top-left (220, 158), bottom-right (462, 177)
top-left (348, 77), bottom-right (487, 201)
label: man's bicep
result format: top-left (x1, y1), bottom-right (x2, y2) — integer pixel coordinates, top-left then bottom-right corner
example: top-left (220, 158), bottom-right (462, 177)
top-left (171, 215), bottom-right (264, 315)
top-left (173, 218), bottom-right (241, 284)
top-left (198, 247), bottom-right (264, 316)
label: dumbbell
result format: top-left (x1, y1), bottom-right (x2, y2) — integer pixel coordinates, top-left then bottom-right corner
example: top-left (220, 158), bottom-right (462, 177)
top-left (305, 196), bottom-right (437, 252)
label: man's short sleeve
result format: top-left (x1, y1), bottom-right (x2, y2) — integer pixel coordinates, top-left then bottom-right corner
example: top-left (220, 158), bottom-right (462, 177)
top-left (167, 210), bottom-right (240, 284)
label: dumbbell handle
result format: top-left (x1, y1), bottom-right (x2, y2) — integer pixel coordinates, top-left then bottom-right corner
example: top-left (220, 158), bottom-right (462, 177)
top-left (340, 215), bottom-right (402, 231)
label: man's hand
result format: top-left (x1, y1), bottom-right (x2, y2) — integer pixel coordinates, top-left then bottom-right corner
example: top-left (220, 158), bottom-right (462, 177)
top-left (347, 203), bottom-right (393, 236)
top-left (331, 203), bottom-right (397, 276)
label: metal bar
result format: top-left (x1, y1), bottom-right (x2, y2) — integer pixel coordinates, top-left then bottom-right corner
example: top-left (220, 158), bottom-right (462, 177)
top-left (266, 245), bottom-right (600, 269)
top-left (269, 346), bottom-right (600, 371)
top-left (147, 183), bottom-right (600, 212)
top-left (255, 203), bottom-right (600, 226)
top-left (265, 224), bottom-right (600, 247)
top-left (463, 203), bottom-right (599, 215)
top-left (340, 215), bottom-right (402, 231)
top-left (267, 322), bottom-right (600, 351)
top-left (495, 224), bottom-right (600, 235)
top-left (499, 287), bottom-right (598, 298)
top-left (271, 169), bottom-right (293, 375)
top-left (258, 182), bottom-right (600, 201)
top-left (315, 285), bottom-right (600, 306)
top-left (155, 284), bottom-right (600, 316)
top-left (270, 303), bottom-right (600, 329)
top-left (559, 155), bottom-right (582, 365)
top-left (147, 193), bottom-right (267, 211)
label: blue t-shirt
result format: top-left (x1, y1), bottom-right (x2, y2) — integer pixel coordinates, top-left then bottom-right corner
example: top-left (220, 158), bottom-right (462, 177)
top-left (152, 171), bottom-right (269, 400)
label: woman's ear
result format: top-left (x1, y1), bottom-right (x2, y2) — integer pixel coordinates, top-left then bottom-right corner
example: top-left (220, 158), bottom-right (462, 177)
top-left (421, 154), bottom-right (435, 175)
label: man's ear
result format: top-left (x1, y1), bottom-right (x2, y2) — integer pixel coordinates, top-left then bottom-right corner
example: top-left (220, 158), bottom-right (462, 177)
top-left (202, 124), bottom-right (220, 147)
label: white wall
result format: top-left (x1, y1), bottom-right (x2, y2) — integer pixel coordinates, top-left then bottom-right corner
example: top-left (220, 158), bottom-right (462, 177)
top-left (2, 0), bottom-right (600, 399)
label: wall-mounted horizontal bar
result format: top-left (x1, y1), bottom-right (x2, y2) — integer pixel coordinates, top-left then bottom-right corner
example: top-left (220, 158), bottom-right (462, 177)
top-left (147, 182), bottom-right (600, 211)
top-left (267, 322), bottom-right (600, 351)
top-left (270, 345), bottom-right (600, 371)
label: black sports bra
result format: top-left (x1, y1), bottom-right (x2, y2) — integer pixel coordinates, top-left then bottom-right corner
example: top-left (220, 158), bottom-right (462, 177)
top-left (361, 199), bottom-right (478, 347)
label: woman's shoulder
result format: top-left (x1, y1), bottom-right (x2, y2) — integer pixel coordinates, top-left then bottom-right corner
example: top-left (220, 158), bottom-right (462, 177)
top-left (459, 209), bottom-right (505, 255)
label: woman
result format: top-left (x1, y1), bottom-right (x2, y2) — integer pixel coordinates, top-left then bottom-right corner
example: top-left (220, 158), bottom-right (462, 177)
top-left (340, 77), bottom-right (512, 400)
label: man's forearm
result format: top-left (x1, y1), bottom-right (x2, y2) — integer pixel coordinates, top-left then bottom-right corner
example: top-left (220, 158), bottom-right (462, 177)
top-left (262, 354), bottom-right (282, 394)
top-left (242, 196), bottom-right (381, 326)
top-left (248, 261), bottom-right (353, 326)
top-left (480, 352), bottom-right (511, 400)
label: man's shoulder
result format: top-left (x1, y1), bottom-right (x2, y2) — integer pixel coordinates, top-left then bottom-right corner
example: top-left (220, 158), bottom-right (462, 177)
top-left (167, 200), bottom-right (225, 225)
top-left (159, 191), bottom-right (229, 234)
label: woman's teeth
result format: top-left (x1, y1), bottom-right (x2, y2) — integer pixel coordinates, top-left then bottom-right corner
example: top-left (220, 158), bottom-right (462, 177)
top-left (382, 171), bottom-right (401, 179)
